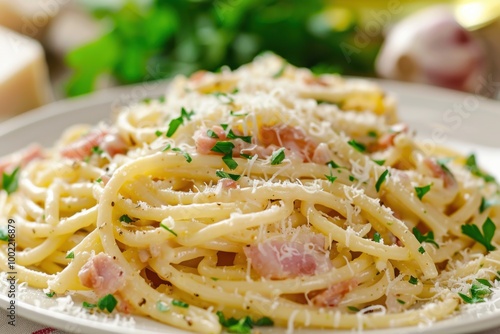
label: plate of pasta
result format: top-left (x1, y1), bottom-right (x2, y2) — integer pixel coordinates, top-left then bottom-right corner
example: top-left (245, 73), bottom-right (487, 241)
top-left (0, 54), bottom-right (500, 334)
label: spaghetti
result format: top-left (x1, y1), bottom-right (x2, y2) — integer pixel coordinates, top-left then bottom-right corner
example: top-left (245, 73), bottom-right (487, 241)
top-left (1, 54), bottom-right (499, 333)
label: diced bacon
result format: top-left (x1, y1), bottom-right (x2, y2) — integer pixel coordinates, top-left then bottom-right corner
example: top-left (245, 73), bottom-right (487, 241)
top-left (309, 279), bottom-right (358, 307)
top-left (0, 144), bottom-right (44, 174)
top-left (244, 234), bottom-right (332, 279)
top-left (194, 125), bottom-right (228, 155)
top-left (424, 158), bottom-right (457, 189)
top-left (259, 125), bottom-right (317, 162)
top-left (60, 128), bottom-right (127, 160)
top-left (78, 253), bottom-right (126, 296)
top-left (373, 123), bottom-right (408, 151)
top-left (218, 178), bottom-right (238, 189)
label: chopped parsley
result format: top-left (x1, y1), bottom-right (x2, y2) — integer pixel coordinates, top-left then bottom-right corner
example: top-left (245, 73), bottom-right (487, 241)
top-left (397, 299), bottom-right (406, 305)
top-left (373, 159), bottom-right (386, 166)
top-left (119, 214), bottom-right (135, 223)
top-left (270, 148), bottom-right (285, 165)
top-left (230, 110), bottom-right (248, 117)
top-left (95, 178), bottom-right (102, 183)
top-left (156, 301), bottom-right (169, 312)
top-left (162, 143), bottom-right (171, 152)
top-left (349, 175), bottom-right (356, 182)
top-left (216, 170), bottom-right (241, 181)
top-left (272, 62), bottom-right (287, 78)
top-left (414, 184), bottom-right (432, 200)
top-left (373, 232), bottom-right (381, 243)
top-left (227, 130), bottom-right (252, 143)
top-left (1, 166), bottom-right (20, 194)
top-left (172, 299), bottom-right (189, 308)
top-left (217, 311), bottom-right (273, 334)
top-left (240, 153), bottom-right (254, 160)
top-left (91, 146), bottom-right (104, 155)
top-left (347, 139), bottom-right (366, 153)
top-left (160, 223), bottom-right (178, 236)
top-left (408, 276), bottom-right (418, 285)
top-left (0, 227), bottom-right (9, 242)
top-left (155, 130), bottom-right (163, 137)
top-left (418, 246), bottom-right (425, 254)
top-left (97, 294), bottom-right (118, 313)
top-left (172, 148), bottom-right (192, 163)
top-left (82, 301), bottom-right (96, 309)
top-left (465, 154), bottom-right (496, 183)
top-left (46, 291), bottom-right (55, 298)
top-left (459, 279), bottom-right (492, 304)
top-left (213, 92), bottom-right (234, 104)
top-left (166, 107), bottom-right (194, 137)
top-left (207, 129), bottom-right (219, 139)
top-left (211, 141), bottom-right (235, 155)
top-left (326, 160), bottom-right (343, 169)
top-left (65, 251), bottom-right (75, 259)
top-left (461, 217), bottom-right (496, 251)
top-left (412, 227), bottom-right (439, 248)
top-left (325, 173), bottom-right (337, 183)
top-left (480, 197), bottom-right (500, 214)
top-left (347, 306), bottom-right (360, 312)
top-left (367, 130), bottom-right (378, 138)
top-left (375, 170), bottom-right (389, 192)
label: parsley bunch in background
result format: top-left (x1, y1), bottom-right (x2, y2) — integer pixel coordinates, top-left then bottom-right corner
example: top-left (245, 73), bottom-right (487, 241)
top-left (66, 0), bottom-right (380, 96)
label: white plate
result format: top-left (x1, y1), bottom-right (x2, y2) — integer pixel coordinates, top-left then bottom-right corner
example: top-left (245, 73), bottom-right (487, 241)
top-left (0, 80), bottom-right (499, 334)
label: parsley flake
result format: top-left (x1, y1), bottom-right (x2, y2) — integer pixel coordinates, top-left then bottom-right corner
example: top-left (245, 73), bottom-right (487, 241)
top-left (465, 154), bottom-right (496, 183)
top-left (408, 276), bottom-right (418, 285)
top-left (66, 251), bottom-right (75, 259)
top-left (412, 227), bottom-right (439, 248)
top-left (0, 226), bottom-right (9, 242)
top-left (119, 214), bottom-right (134, 223)
top-left (397, 299), bottom-right (406, 305)
top-left (211, 141), bottom-right (235, 155)
top-left (82, 301), bottom-right (96, 309)
top-left (415, 184), bottom-right (432, 200)
top-left (213, 92), bottom-right (234, 104)
top-left (270, 148), bottom-right (285, 165)
top-left (373, 232), bottom-right (381, 243)
top-left (91, 146), bottom-right (104, 155)
top-left (480, 197), bottom-right (500, 214)
top-left (373, 159), bottom-right (386, 166)
top-left (155, 130), bottom-right (163, 137)
top-left (375, 170), bottom-right (389, 192)
top-left (227, 130), bottom-right (251, 143)
top-left (367, 130), bottom-right (378, 138)
top-left (326, 160), bottom-right (343, 169)
top-left (172, 299), bottom-right (189, 308)
top-left (160, 223), bottom-right (178, 237)
top-left (216, 170), bottom-right (241, 181)
top-left (347, 139), bottom-right (366, 152)
top-left (2, 166), bottom-right (20, 194)
top-left (97, 294), bottom-right (118, 313)
top-left (172, 148), bottom-right (192, 163)
top-left (230, 110), bottom-right (248, 117)
top-left (347, 306), bottom-right (360, 312)
top-left (325, 174), bottom-right (337, 183)
top-left (166, 107), bottom-right (194, 137)
top-left (46, 291), bottom-right (55, 298)
top-left (461, 217), bottom-right (496, 251)
top-left (162, 144), bottom-right (171, 152)
top-left (207, 129), bottom-right (219, 139)
top-left (418, 246), bottom-right (425, 254)
top-left (458, 279), bottom-right (492, 304)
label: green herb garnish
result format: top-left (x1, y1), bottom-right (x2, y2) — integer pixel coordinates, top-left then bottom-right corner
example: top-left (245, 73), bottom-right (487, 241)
top-left (213, 92), bottom-right (234, 104)
top-left (367, 130), bottom-right (378, 138)
top-left (0, 226), bottom-right (9, 242)
top-left (46, 291), bottom-right (55, 298)
top-left (83, 301), bottom-right (96, 309)
top-left (207, 129), bottom-right (219, 139)
top-left (166, 107), bottom-right (194, 137)
top-left (119, 214), bottom-right (134, 223)
top-left (66, 251), bottom-right (75, 259)
top-left (414, 184), bottom-right (432, 200)
top-left (461, 217), bottom-right (496, 251)
top-left (373, 232), bottom-right (381, 243)
top-left (375, 170), bottom-right (389, 192)
top-left (373, 159), bottom-right (385, 166)
top-left (418, 246), bottom-right (425, 254)
top-left (172, 299), bottom-right (189, 308)
top-left (97, 294), bottom-right (118, 313)
top-left (160, 223), bottom-right (178, 236)
top-left (458, 279), bottom-right (492, 304)
top-left (227, 130), bottom-right (251, 143)
top-left (2, 167), bottom-right (20, 194)
top-left (155, 130), bottom-right (163, 137)
top-left (397, 299), bottom-right (406, 305)
top-left (347, 139), bottom-right (366, 153)
top-left (172, 148), bottom-right (192, 163)
top-left (156, 301), bottom-right (169, 312)
top-left (412, 227), bottom-right (439, 248)
top-left (408, 276), bottom-right (418, 285)
top-left (216, 170), bottom-right (241, 181)
top-left (465, 154), bottom-right (496, 183)
top-left (480, 197), bottom-right (500, 214)
top-left (270, 148), bottom-right (285, 165)
top-left (91, 146), bottom-right (104, 155)
top-left (347, 306), bottom-right (360, 312)
top-left (272, 63), bottom-right (287, 78)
